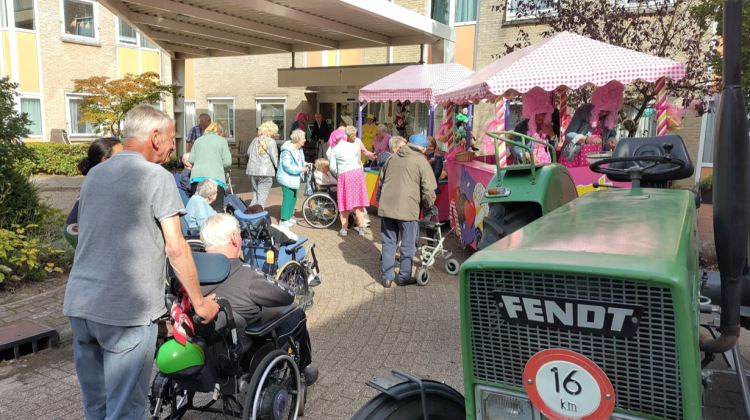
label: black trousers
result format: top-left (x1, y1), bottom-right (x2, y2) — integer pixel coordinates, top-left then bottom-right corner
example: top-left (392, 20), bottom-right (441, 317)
top-left (190, 182), bottom-right (225, 213)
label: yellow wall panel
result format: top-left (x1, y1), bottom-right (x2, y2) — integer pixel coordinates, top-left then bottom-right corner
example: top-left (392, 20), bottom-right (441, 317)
top-left (184, 58), bottom-right (195, 100)
top-left (3, 31), bottom-right (11, 80)
top-left (118, 47), bottom-right (139, 79)
top-left (306, 51), bottom-right (322, 68)
top-left (327, 51), bottom-right (337, 67)
top-left (455, 25), bottom-right (476, 69)
top-left (16, 32), bottom-right (39, 92)
top-left (141, 50), bottom-right (160, 75)
top-left (340, 49), bottom-right (363, 66)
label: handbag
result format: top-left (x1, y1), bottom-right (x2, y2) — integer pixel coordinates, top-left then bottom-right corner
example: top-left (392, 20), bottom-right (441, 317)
top-left (304, 174), bottom-right (313, 196)
top-left (560, 138), bottom-right (583, 162)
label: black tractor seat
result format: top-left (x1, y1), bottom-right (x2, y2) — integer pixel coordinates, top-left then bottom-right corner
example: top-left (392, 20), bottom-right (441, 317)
top-left (245, 305), bottom-right (301, 337)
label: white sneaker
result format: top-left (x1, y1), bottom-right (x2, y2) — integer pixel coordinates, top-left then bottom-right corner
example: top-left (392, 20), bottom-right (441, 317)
top-left (288, 218), bottom-right (299, 225)
top-left (280, 220), bottom-right (293, 228)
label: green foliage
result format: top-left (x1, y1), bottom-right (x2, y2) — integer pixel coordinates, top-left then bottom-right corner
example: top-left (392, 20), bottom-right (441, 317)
top-left (0, 77), bottom-right (30, 141)
top-left (699, 174), bottom-right (713, 190)
top-left (0, 216), bottom-right (72, 284)
top-left (0, 141), bottom-right (48, 230)
top-left (73, 72), bottom-right (177, 137)
top-left (693, 0), bottom-right (750, 113)
top-left (15, 143), bottom-right (88, 176)
top-left (162, 156), bottom-right (181, 173)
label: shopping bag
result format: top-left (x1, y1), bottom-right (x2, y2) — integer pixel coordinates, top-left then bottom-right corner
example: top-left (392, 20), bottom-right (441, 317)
top-left (304, 173), bottom-right (314, 196)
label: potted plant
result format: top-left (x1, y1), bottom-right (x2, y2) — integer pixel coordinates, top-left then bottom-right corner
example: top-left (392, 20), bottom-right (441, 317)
top-left (699, 174), bottom-right (713, 204)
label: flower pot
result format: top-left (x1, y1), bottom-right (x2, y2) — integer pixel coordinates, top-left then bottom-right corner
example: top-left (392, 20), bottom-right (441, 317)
top-left (700, 187), bottom-right (713, 205)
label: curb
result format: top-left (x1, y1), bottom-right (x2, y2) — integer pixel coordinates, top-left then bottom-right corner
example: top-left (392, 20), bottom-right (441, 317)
top-left (36, 186), bottom-right (82, 192)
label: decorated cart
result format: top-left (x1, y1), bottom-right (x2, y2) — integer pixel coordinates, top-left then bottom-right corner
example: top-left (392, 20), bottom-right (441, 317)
top-left (358, 63), bottom-right (475, 221)
top-left (433, 31), bottom-right (686, 249)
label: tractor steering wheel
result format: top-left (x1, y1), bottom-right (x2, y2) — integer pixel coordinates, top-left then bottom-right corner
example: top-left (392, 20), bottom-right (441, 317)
top-left (589, 142), bottom-right (685, 188)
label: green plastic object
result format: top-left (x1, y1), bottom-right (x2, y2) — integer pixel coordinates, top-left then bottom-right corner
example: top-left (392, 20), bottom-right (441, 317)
top-left (156, 339), bottom-right (205, 374)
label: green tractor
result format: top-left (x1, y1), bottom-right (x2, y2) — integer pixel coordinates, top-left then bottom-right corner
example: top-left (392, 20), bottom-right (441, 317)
top-left (476, 133), bottom-right (578, 251)
top-left (350, 2), bottom-right (749, 419)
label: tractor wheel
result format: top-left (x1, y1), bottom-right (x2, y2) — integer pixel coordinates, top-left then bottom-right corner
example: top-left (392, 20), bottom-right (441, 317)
top-left (351, 393), bottom-right (465, 420)
top-left (477, 204), bottom-right (541, 250)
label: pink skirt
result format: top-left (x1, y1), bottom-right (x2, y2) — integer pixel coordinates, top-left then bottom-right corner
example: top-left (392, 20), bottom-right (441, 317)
top-left (560, 143), bottom-right (602, 168)
top-left (337, 169), bottom-right (370, 211)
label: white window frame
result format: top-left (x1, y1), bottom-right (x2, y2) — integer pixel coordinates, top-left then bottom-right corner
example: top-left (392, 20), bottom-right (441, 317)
top-left (116, 18), bottom-right (158, 51)
top-left (694, 97), bottom-right (716, 185)
top-left (208, 97), bottom-right (235, 142)
top-left (613, 0), bottom-right (674, 10)
top-left (19, 93), bottom-right (43, 138)
top-left (255, 97), bottom-right (287, 141)
top-left (60, 0), bottom-right (99, 44)
top-left (65, 93), bottom-right (99, 138)
top-left (505, 0), bottom-right (559, 22)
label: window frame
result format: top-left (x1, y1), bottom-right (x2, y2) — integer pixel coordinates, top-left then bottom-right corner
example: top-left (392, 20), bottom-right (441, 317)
top-left (255, 97), bottom-right (287, 141)
top-left (19, 94), bottom-right (42, 138)
top-left (695, 97), bottom-right (717, 185)
top-left (116, 18), bottom-right (158, 51)
top-left (208, 97), bottom-right (235, 142)
top-left (65, 93), bottom-right (99, 138)
top-left (612, 0), bottom-right (674, 11)
top-left (453, 0), bottom-right (478, 26)
top-left (504, 0), bottom-right (559, 22)
top-left (60, 0), bottom-right (99, 44)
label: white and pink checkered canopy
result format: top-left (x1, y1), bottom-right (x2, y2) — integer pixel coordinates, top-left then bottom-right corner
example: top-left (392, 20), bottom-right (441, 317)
top-left (359, 63), bottom-right (475, 106)
top-left (434, 31), bottom-right (686, 105)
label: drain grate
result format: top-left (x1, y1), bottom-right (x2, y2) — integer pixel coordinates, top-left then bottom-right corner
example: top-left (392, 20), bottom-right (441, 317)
top-left (0, 319), bottom-right (58, 361)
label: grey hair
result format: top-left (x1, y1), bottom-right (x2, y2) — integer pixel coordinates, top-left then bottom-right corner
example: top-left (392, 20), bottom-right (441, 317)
top-left (123, 104), bottom-right (173, 143)
top-left (200, 213), bottom-right (240, 251)
top-left (199, 113), bottom-right (210, 120)
top-left (314, 113), bottom-right (322, 117)
top-left (290, 129), bottom-right (306, 144)
top-left (377, 124), bottom-right (388, 132)
top-left (196, 178), bottom-right (218, 198)
top-left (344, 125), bottom-right (357, 139)
top-left (389, 135), bottom-right (407, 151)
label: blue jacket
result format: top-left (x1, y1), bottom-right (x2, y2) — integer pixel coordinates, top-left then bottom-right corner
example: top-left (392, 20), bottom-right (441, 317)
top-left (186, 194), bottom-right (217, 230)
top-left (276, 141), bottom-right (306, 189)
top-left (565, 103), bottom-right (618, 152)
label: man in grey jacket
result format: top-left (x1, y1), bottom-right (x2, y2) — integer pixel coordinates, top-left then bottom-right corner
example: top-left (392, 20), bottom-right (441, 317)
top-left (377, 135), bottom-right (437, 288)
top-left (199, 214), bottom-right (318, 385)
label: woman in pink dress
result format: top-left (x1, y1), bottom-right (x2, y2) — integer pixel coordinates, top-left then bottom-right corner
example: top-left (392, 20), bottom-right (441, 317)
top-left (329, 127), bottom-right (375, 236)
top-left (560, 80), bottom-right (625, 168)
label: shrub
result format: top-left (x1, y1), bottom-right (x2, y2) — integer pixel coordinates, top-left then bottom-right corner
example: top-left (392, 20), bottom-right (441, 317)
top-left (16, 143), bottom-right (88, 176)
top-left (699, 174), bottom-right (713, 190)
top-left (0, 141), bottom-right (48, 230)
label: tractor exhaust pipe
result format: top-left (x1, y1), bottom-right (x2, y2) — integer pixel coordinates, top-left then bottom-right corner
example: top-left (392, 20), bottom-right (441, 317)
top-left (700, 0), bottom-right (750, 355)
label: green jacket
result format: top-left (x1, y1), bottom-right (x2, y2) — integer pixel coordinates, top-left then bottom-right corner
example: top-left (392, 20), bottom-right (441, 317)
top-left (188, 134), bottom-right (232, 185)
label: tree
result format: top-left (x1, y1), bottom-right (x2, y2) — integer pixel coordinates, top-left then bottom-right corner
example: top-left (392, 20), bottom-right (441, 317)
top-left (500, 0), bottom-right (715, 136)
top-left (0, 77), bottom-right (31, 141)
top-left (692, 0), bottom-right (750, 114)
top-left (73, 72), bottom-right (176, 137)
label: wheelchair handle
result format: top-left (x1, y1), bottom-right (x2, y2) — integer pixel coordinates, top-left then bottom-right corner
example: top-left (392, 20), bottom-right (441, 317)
top-left (190, 297), bottom-right (233, 325)
top-left (284, 238), bottom-right (309, 255)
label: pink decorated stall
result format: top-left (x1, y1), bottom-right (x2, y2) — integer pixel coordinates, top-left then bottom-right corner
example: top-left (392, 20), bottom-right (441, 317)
top-left (434, 31), bottom-right (687, 249)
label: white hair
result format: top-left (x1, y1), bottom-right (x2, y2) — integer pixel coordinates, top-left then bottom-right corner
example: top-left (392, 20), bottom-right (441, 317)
top-left (200, 213), bottom-right (240, 250)
top-left (377, 124), bottom-right (388, 132)
top-left (195, 178), bottom-right (218, 198)
top-left (123, 104), bottom-right (173, 143)
top-left (290, 129), bottom-right (306, 144)
top-left (344, 125), bottom-right (357, 139)
top-left (389, 135), bottom-right (406, 151)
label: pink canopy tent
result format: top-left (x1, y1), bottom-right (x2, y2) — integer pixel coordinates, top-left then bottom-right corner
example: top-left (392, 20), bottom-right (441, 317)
top-left (359, 62), bottom-right (475, 106)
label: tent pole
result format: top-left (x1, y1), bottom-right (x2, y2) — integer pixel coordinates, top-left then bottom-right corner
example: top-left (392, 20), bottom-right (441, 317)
top-left (428, 105), bottom-right (435, 136)
top-left (358, 101), bottom-right (364, 138)
top-left (466, 103), bottom-right (473, 150)
top-left (656, 77), bottom-right (667, 136)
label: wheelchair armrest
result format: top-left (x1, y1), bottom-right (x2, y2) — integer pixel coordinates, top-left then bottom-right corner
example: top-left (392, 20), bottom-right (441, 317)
top-left (284, 237), bottom-right (308, 255)
top-left (245, 305), bottom-right (301, 337)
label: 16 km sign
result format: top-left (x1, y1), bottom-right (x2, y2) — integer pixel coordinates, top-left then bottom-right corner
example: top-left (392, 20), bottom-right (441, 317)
top-left (524, 349), bottom-right (615, 420)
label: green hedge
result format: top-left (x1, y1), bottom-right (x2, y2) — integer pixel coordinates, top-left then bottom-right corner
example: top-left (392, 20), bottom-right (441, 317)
top-left (16, 143), bottom-right (88, 176)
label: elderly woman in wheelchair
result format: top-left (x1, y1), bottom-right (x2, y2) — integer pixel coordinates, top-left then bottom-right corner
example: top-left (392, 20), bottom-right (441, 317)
top-left (151, 214), bottom-right (318, 420)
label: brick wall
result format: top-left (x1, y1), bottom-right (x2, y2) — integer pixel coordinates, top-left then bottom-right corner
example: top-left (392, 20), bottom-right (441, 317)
top-left (38, 0), bottom-right (118, 140)
top-left (364, 47), bottom-right (388, 65)
top-left (393, 0), bottom-right (427, 63)
top-left (193, 53), bottom-right (314, 142)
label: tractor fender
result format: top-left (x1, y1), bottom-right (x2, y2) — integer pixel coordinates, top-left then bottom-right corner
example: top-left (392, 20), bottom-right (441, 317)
top-left (365, 371), bottom-right (465, 405)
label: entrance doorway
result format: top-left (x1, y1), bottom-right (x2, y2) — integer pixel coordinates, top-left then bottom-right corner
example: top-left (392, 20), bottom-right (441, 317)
top-left (319, 102), bottom-right (360, 129)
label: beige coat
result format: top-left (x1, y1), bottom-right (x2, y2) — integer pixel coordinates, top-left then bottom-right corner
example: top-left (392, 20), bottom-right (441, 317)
top-left (377, 145), bottom-right (437, 221)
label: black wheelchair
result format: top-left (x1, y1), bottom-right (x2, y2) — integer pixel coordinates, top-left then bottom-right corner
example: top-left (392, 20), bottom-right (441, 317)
top-left (150, 252), bottom-right (309, 419)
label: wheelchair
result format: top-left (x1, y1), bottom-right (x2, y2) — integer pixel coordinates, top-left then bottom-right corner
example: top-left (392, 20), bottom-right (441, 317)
top-left (225, 194), bottom-right (320, 311)
top-left (301, 165), bottom-right (357, 229)
top-left (150, 252), bottom-right (309, 420)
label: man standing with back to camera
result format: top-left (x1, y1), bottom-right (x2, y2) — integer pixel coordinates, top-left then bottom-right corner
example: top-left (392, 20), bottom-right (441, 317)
top-left (63, 104), bottom-right (219, 419)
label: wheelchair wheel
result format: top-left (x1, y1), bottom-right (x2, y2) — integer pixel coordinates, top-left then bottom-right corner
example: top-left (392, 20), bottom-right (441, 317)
top-left (302, 193), bottom-right (338, 229)
top-left (242, 349), bottom-right (301, 420)
top-left (278, 261), bottom-right (313, 311)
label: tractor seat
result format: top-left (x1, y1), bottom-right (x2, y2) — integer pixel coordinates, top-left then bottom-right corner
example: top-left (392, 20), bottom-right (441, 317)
top-left (608, 134), bottom-right (694, 184)
top-left (245, 305), bottom-right (301, 337)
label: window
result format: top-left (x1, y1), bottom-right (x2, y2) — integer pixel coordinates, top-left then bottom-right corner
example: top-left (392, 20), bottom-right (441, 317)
top-left (699, 100), bottom-right (718, 165)
top-left (14, 0), bottom-right (35, 30)
top-left (62, 0), bottom-right (97, 40)
top-left (431, 0), bottom-right (449, 25)
top-left (117, 18), bottom-right (158, 50)
top-left (455, 0), bottom-right (478, 23)
top-left (209, 98), bottom-right (235, 139)
top-left (505, 0), bottom-right (558, 20)
top-left (256, 98), bottom-right (286, 140)
top-left (20, 98), bottom-right (41, 136)
top-left (66, 95), bottom-right (96, 135)
top-left (184, 101), bottom-right (196, 134)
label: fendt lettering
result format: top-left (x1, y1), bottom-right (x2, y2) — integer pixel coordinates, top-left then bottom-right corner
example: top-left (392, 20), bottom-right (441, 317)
top-left (493, 292), bottom-right (644, 338)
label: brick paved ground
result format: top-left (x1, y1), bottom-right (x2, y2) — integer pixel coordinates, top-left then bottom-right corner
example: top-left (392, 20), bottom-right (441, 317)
top-left (2, 168), bottom-right (748, 420)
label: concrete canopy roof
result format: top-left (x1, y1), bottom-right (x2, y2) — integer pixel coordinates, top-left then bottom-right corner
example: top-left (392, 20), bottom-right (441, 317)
top-left (99, 0), bottom-right (455, 59)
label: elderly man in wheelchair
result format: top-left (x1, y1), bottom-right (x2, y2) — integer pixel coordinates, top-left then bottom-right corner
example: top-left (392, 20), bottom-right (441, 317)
top-left (151, 213), bottom-right (318, 420)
